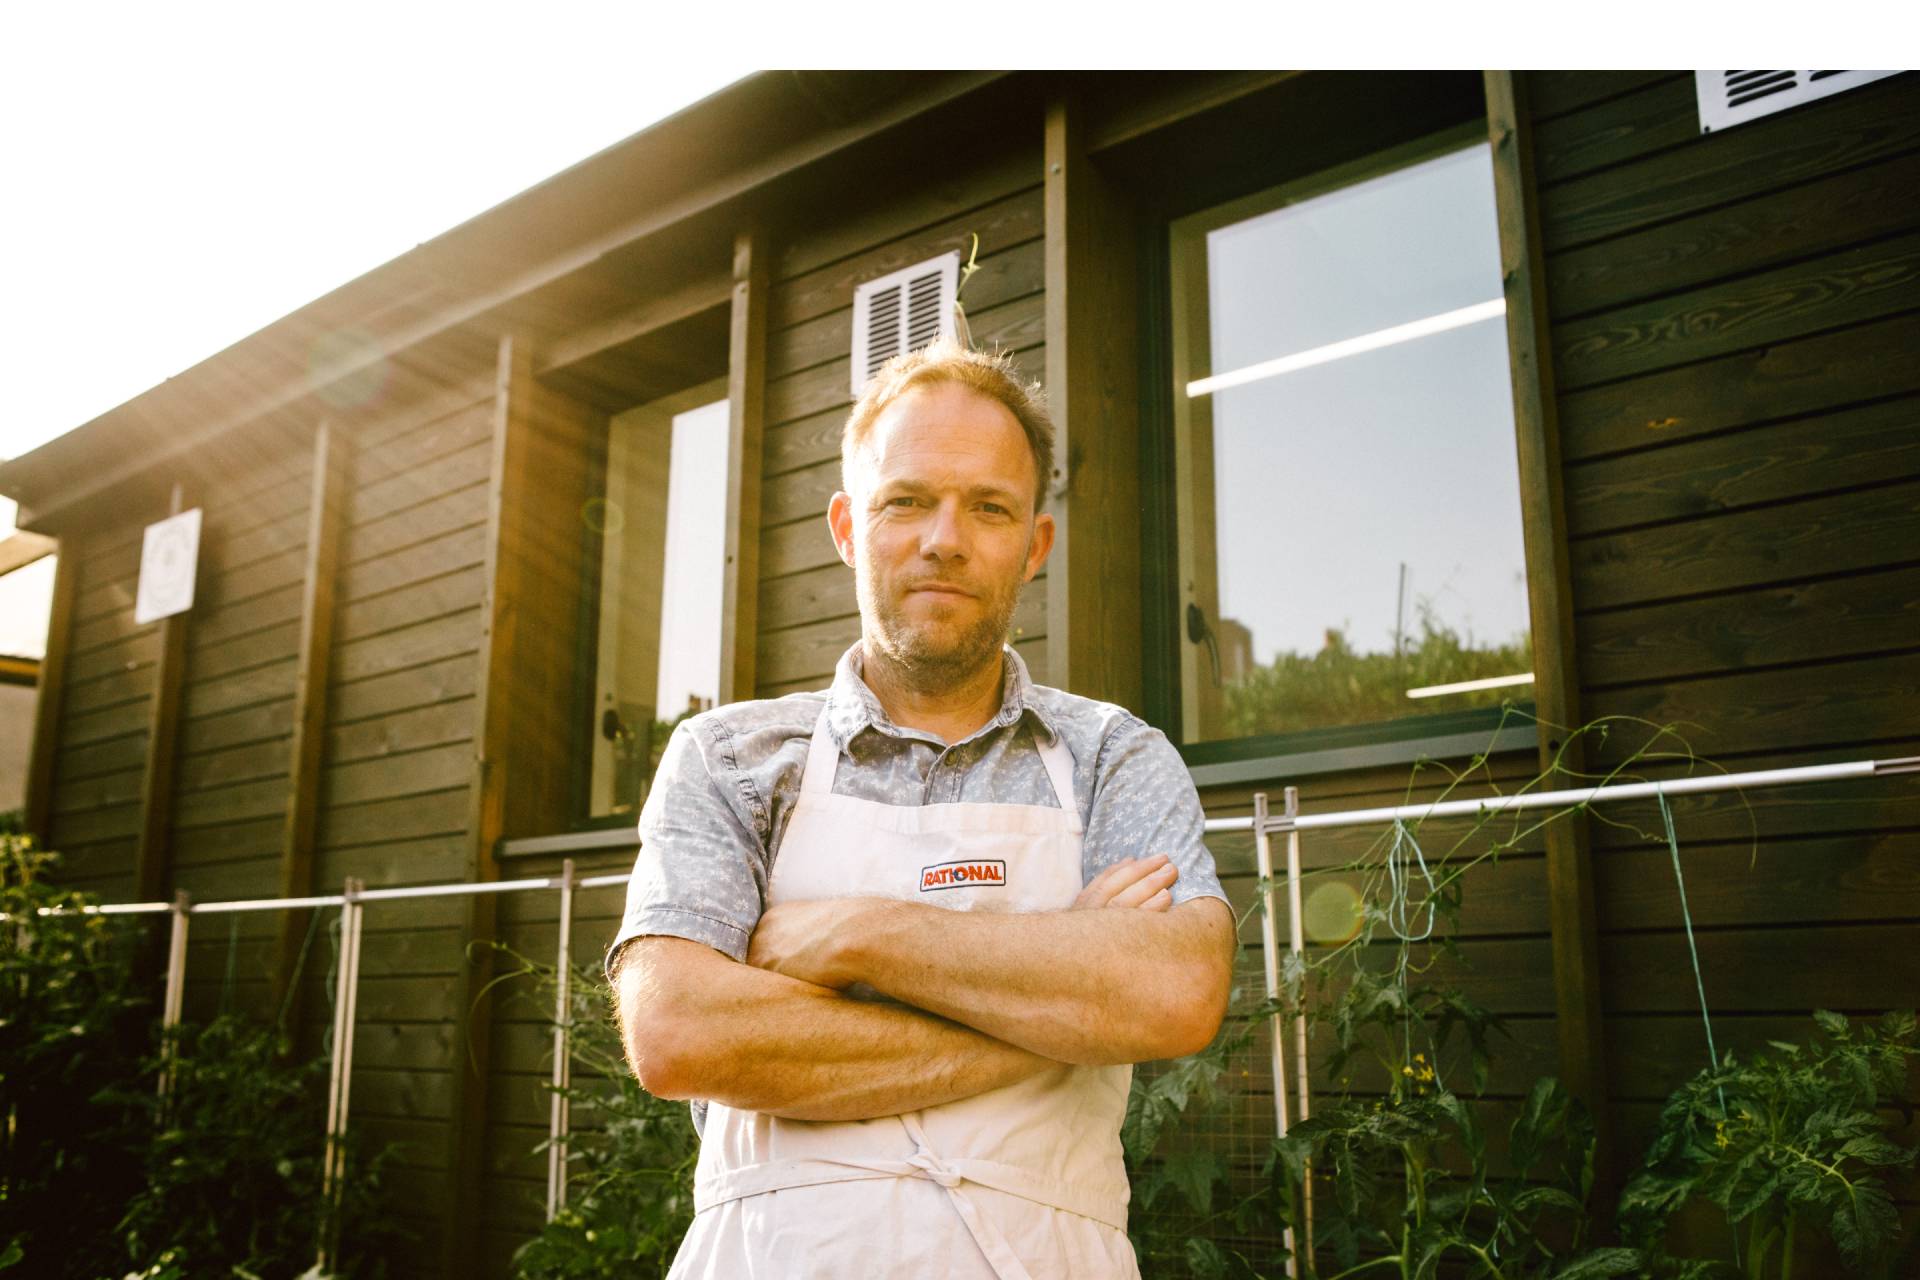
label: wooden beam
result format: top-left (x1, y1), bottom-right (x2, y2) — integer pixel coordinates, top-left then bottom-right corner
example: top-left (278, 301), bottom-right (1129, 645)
top-left (721, 229), bottom-right (770, 702)
top-left (537, 270), bottom-right (732, 379)
top-left (442, 334), bottom-right (532, 1276)
top-left (134, 483), bottom-right (192, 904)
top-left (1043, 95), bottom-right (1144, 707)
top-left (23, 539), bottom-right (77, 846)
top-left (0, 530), bottom-right (56, 577)
top-left (1085, 70), bottom-right (1301, 154)
top-left (272, 420), bottom-right (351, 1023)
top-left (1485, 70), bottom-right (1612, 1181)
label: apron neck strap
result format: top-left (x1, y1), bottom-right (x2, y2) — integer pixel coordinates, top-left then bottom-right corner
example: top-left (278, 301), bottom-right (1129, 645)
top-left (800, 706), bottom-right (841, 796)
top-left (1033, 725), bottom-right (1079, 824)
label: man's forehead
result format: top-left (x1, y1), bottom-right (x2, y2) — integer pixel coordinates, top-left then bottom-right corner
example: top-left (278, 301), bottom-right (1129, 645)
top-left (853, 384), bottom-right (1032, 485)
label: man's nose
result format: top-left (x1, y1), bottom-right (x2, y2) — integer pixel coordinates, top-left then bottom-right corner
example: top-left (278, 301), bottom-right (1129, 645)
top-left (920, 499), bottom-right (967, 560)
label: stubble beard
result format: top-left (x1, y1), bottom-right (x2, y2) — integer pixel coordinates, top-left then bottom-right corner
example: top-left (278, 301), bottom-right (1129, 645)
top-left (859, 565), bottom-right (1021, 697)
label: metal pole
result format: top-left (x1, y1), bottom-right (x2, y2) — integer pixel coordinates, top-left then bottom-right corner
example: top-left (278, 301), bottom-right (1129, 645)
top-left (158, 890), bottom-right (190, 1100)
top-left (319, 877), bottom-right (365, 1275)
top-left (1205, 755), bottom-right (1920, 836)
top-left (547, 858), bottom-right (576, 1221)
top-left (1252, 794), bottom-right (1297, 1277)
top-left (1284, 786), bottom-right (1313, 1265)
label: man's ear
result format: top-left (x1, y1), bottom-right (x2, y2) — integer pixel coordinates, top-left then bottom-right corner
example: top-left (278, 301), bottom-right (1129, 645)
top-left (1024, 511), bottom-right (1056, 582)
top-left (828, 491), bottom-right (857, 568)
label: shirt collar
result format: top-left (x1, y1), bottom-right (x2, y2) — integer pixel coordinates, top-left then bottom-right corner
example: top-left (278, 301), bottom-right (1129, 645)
top-left (825, 642), bottom-right (1060, 751)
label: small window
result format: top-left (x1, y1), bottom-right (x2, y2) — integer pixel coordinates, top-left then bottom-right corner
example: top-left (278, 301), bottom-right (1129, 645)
top-left (1169, 129), bottom-right (1532, 755)
top-left (585, 378), bottom-right (731, 820)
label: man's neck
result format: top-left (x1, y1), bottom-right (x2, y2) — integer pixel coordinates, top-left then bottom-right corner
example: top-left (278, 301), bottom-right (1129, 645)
top-left (858, 640), bottom-right (1006, 745)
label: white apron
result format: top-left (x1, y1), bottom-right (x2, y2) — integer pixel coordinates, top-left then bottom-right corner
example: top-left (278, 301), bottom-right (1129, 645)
top-left (667, 709), bottom-right (1140, 1279)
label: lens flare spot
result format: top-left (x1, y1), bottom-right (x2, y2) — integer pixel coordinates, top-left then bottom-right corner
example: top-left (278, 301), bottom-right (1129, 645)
top-left (582, 497), bottom-right (624, 536)
top-left (1304, 880), bottom-right (1364, 945)
top-left (308, 328), bottom-right (389, 410)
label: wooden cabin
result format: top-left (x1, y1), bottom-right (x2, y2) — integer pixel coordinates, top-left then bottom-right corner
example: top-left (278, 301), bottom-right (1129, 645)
top-left (3, 71), bottom-right (1915, 1274)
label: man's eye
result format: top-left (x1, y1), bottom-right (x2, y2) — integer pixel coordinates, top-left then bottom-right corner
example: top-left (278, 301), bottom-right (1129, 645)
top-left (980, 503), bottom-right (1009, 516)
top-left (887, 496), bottom-right (920, 509)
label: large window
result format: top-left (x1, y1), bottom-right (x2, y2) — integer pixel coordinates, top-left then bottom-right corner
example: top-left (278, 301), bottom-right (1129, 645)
top-left (585, 379), bottom-right (731, 820)
top-left (1169, 128), bottom-right (1531, 754)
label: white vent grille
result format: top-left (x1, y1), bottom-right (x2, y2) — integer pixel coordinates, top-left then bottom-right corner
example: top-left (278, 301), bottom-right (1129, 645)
top-left (850, 251), bottom-right (960, 397)
top-left (1695, 70), bottom-right (1899, 133)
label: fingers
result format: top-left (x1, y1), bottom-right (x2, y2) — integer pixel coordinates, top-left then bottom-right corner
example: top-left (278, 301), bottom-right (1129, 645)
top-left (1107, 859), bottom-right (1178, 909)
top-left (1072, 854), bottom-right (1179, 910)
top-left (1071, 856), bottom-right (1142, 908)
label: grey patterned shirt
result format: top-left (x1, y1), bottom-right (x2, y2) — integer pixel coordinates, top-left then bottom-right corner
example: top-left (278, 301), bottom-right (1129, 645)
top-left (605, 643), bottom-right (1228, 977)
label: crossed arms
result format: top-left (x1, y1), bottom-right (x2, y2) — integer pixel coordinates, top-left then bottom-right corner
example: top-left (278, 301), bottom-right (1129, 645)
top-left (613, 855), bottom-right (1235, 1123)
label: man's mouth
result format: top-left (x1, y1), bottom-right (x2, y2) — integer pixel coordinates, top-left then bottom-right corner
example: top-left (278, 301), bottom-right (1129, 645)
top-left (906, 582), bottom-right (974, 598)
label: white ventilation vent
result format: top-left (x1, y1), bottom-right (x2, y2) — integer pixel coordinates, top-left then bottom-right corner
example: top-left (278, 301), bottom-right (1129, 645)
top-left (850, 251), bottom-right (960, 397)
top-left (1695, 70), bottom-right (1899, 133)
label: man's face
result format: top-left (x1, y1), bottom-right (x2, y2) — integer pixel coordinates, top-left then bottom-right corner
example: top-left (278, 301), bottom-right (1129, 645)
top-left (829, 382), bottom-right (1054, 686)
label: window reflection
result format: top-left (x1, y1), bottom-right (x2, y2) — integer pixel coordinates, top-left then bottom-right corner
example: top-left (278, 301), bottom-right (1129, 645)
top-left (1172, 138), bottom-right (1531, 745)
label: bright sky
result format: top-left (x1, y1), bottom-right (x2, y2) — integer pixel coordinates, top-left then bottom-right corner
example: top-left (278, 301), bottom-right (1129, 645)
top-left (0, 5), bottom-right (750, 654)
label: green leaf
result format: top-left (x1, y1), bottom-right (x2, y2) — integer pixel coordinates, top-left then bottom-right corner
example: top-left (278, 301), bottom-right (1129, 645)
top-left (1512, 1185), bottom-right (1585, 1216)
top-left (1812, 1009), bottom-right (1849, 1039)
top-left (1510, 1076), bottom-right (1564, 1172)
top-left (1161, 1149), bottom-right (1227, 1216)
top-left (1549, 1245), bottom-right (1644, 1279)
top-left (1829, 1181), bottom-right (1898, 1269)
top-left (1182, 1236), bottom-right (1231, 1279)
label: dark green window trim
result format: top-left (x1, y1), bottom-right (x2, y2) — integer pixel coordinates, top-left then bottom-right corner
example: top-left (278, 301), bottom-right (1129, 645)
top-left (1183, 707), bottom-right (1538, 788)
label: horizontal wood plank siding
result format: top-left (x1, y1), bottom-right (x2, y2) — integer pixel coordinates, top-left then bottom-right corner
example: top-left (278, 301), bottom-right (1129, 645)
top-left (1532, 68), bottom-right (1920, 1243)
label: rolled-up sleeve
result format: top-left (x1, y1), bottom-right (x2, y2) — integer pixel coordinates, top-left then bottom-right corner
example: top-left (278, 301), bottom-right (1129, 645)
top-left (604, 717), bottom-right (770, 980)
top-left (1082, 715), bottom-right (1229, 910)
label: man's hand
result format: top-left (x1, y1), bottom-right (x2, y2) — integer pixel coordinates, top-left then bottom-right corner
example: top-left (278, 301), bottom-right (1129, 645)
top-left (746, 898), bottom-right (864, 989)
top-left (1073, 854), bottom-right (1178, 911)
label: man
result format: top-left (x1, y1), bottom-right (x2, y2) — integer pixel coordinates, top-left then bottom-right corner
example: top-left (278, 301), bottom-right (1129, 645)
top-left (608, 338), bottom-right (1235, 1278)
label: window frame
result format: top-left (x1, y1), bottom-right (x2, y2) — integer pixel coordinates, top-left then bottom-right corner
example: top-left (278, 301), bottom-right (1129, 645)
top-left (1149, 118), bottom-right (1539, 772)
top-left (568, 374), bottom-right (733, 831)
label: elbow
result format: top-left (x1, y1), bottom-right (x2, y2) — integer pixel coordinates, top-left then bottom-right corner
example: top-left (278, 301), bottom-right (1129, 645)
top-left (627, 1019), bottom-right (703, 1100)
top-left (1150, 954), bottom-right (1234, 1061)
top-left (615, 964), bottom-right (711, 1100)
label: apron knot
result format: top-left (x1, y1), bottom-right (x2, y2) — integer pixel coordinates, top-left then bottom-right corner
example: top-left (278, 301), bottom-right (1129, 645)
top-left (907, 1145), bottom-right (964, 1189)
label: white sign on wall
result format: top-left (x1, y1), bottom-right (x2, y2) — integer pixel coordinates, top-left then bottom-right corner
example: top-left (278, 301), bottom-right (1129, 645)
top-left (134, 508), bottom-right (203, 625)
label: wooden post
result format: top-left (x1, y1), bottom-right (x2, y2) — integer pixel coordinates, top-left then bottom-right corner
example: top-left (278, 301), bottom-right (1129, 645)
top-left (23, 537), bottom-right (77, 847)
top-left (1484, 70), bottom-right (1612, 1187)
top-left (134, 483), bottom-right (192, 905)
top-left (442, 335), bottom-right (531, 1275)
top-left (272, 420), bottom-right (351, 1028)
top-left (1043, 95), bottom-right (1144, 707)
top-left (721, 227), bottom-right (769, 703)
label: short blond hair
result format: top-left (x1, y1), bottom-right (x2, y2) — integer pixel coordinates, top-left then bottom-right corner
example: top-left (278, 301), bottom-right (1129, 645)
top-left (841, 339), bottom-right (1055, 512)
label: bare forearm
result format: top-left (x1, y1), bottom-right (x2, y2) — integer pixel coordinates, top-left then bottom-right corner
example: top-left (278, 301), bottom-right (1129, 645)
top-left (839, 899), bottom-right (1235, 1066)
top-left (616, 938), bottom-right (1050, 1122)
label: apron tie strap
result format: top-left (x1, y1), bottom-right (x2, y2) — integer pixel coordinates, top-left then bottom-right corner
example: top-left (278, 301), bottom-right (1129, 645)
top-left (906, 1145), bottom-right (964, 1189)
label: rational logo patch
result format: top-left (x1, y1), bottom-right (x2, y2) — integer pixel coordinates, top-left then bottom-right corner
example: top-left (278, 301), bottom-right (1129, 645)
top-left (919, 859), bottom-right (1007, 892)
